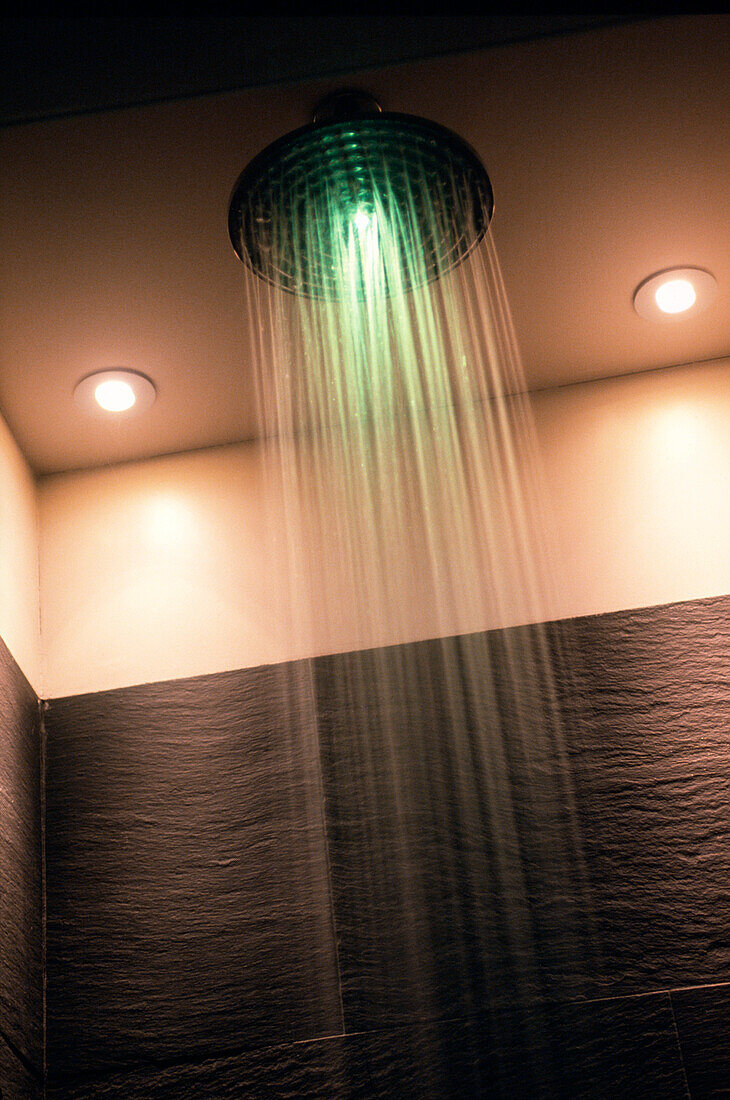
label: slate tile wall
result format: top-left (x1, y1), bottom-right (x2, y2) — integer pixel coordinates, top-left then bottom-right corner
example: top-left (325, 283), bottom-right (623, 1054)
top-left (672, 985), bottom-right (730, 1099)
top-left (0, 635), bottom-right (43, 1097)
top-left (44, 594), bottom-right (730, 1097)
top-left (554, 599), bottom-right (730, 999)
top-left (44, 994), bottom-right (691, 1100)
top-left (45, 663), bottom-right (342, 1090)
top-left (314, 596), bottom-right (730, 1032)
top-left (0, 1032), bottom-right (42, 1100)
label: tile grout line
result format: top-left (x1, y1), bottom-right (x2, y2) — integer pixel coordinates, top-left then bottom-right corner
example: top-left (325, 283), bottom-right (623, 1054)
top-left (667, 992), bottom-right (692, 1100)
top-left (575, 979), bottom-right (730, 1007)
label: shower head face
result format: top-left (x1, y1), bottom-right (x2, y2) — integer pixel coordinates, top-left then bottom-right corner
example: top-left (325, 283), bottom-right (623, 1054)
top-left (228, 114), bottom-right (494, 299)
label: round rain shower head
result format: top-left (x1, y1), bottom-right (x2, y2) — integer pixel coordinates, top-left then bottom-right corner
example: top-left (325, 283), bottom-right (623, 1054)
top-left (228, 94), bottom-right (494, 299)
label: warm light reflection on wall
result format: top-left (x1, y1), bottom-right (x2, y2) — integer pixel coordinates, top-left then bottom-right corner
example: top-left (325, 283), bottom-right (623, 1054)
top-left (643, 399), bottom-right (725, 573)
top-left (0, 411), bottom-right (40, 689)
top-left (37, 358), bottom-right (730, 698)
top-left (650, 403), bottom-right (702, 464)
top-left (145, 494), bottom-right (199, 550)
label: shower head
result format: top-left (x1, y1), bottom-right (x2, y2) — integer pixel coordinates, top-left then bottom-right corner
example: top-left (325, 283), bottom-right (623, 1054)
top-left (228, 90), bottom-right (494, 299)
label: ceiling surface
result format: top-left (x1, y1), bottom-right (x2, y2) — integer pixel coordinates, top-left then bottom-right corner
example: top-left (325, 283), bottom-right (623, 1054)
top-left (0, 16), bottom-right (626, 127)
top-left (0, 14), bottom-right (728, 474)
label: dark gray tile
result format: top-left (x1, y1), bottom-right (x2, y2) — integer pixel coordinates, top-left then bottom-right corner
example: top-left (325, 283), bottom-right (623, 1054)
top-left (315, 595), bottom-right (730, 1026)
top-left (46, 1035), bottom-right (372, 1099)
top-left (554, 596), bottom-right (730, 996)
top-left (0, 636), bottom-right (42, 1072)
top-left (671, 984), bottom-right (730, 1098)
top-left (363, 994), bottom-right (688, 1099)
top-left (45, 661), bottom-right (342, 1085)
top-left (314, 630), bottom-right (596, 1027)
top-left (361, 1014), bottom-right (493, 1098)
top-left (555, 595), bottom-right (730, 733)
top-left (517, 994), bottom-right (688, 1099)
top-left (0, 1030), bottom-right (42, 1100)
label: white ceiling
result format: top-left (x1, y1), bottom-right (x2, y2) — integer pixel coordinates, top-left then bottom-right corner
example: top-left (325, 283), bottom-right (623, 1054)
top-left (0, 14), bottom-right (728, 474)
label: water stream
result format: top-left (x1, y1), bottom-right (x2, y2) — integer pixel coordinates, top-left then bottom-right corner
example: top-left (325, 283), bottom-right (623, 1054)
top-left (240, 139), bottom-right (595, 1091)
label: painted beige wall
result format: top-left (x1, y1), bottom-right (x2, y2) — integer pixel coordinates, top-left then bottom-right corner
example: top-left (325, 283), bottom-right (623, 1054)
top-left (0, 411), bottom-right (39, 690)
top-left (38, 356), bottom-right (730, 699)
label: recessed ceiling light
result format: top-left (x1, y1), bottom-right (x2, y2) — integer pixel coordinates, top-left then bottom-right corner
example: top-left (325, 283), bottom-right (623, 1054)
top-left (94, 378), bottom-right (136, 412)
top-left (74, 369), bottom-right (156, 416)
top-left (633, 267), bottom-right (718, 323)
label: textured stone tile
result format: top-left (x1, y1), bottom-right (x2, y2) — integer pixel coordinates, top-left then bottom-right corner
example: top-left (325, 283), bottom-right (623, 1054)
top-left (553, 596), bottom-right (730, 996)
top-left (671, 984), bottom-right (730, 1098)
top-left (0, 1031), bottom-right (42, 1100)
top-left (363, 994), bottom-right (687, 1099)
top-left (314, 630), bottom-right (596, 1026)
top-left (554, 595), bottom-right (730, 738)
top-left (43, 995), bottom-right (688, 1099)
top-left (45, 661), bottom-right (341, 1085)
top-left (46, 1035), bottom-right (372, 1099)
top-left (0, 636), bottom-right (42, 1072)
top-left (515, 994), bottom-right (688, 1099)
top-left (361, 1014), bottom-right (492, 1098)
top-left (316, 595), bottom-right (730, 1025)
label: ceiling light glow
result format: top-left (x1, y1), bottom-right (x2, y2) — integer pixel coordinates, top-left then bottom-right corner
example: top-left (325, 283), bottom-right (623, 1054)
top-left (94, 378), bottom-right (136, 412)
top-left (633, 267), bottom-right (717, 323)
top-left (74, 369), bottom-right (156, 417)
top-left (654, 278), bottom-right (696, 314)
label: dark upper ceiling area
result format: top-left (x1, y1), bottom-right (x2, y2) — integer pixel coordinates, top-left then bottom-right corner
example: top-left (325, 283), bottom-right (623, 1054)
top-left (0, 16), bottom-right (633, 127)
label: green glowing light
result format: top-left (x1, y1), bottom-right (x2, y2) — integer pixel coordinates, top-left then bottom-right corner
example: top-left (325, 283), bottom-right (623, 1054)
top-left (353, 208), bottom-right (375, 233)
top-left (229, 115), bottom-right (493, 298)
